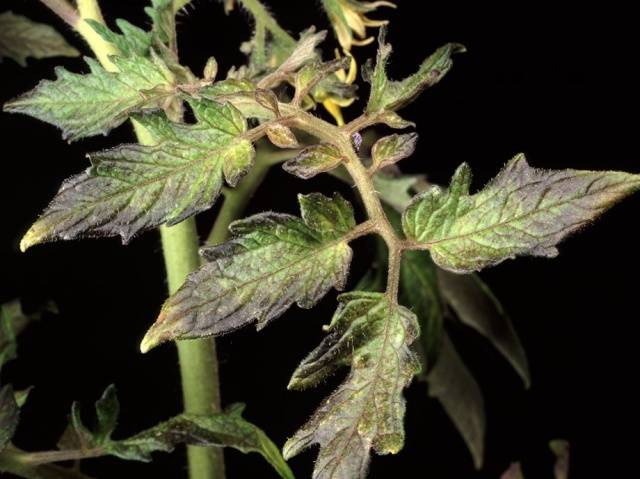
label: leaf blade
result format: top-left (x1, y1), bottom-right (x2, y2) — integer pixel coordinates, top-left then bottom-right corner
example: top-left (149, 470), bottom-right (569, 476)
top-left (141, 193), bottom-right (357, 352)
top-left (403, 154), bottom-right (640, 273)
top-left (0, 12), bottom-right (79, 66)
top-left (285, 293), bottom-right (421, 479)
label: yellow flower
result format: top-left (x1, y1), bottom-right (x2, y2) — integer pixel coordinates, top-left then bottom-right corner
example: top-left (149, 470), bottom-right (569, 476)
top-left (325, 0), bottom-right (396, 52)
top-left (313, 50), bottom-right (358, 126)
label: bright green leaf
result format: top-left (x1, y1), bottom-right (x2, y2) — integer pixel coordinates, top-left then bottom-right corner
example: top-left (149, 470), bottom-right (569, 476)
top-left (4, 54), bottom-right (175, 141)
top-left (366, 28), bottom-right (464, 112)
top-left (86, 19), bottom-right (151, 58)
top-left (403, 154), bottom-right (640, 273)
top-left (283, 144), bottom-right (344, 179)
top-left (19, 100), bottom-right (254, 250)
top-left (371, 133), bottom-right (418, 172)
top-left (0, 12), bottom-right (79, 67)
top-left (285, 292), bottom-right (421, 479)
top-left (427, 333), bottom-right (485, 469)
top-left (141, 193), bottom-right (357, 352)
top-left (438, 270), bottom-right (530, 387)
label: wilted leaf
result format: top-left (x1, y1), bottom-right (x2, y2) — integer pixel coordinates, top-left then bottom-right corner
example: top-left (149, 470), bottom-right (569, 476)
top-left (427, 334), bottom-right (485, 469)
top-left (0, 385), bottom-right (18, 451)
top-left (437, 270), bottom-right (530, 387)
top-left (365, 28), bottom-right (464, 112)
top-left (20, 100), bottom-right (254, 250)
top-left (141, 193), bottom-right (357, 352)
top-left (111, 404), bottom-right (294, 478)
top-left (56, 387), bottom-right (293, 479)
top-left (285, 292), bottom-right (421, 479)
top-left (266, 124), bottom-right (299, 149)
top-left (4, 53), bottom-right (174, 141)
top-left (283, 144), bottom-right (343, 179)
top-left (370, 133), bottom-right (418, 172)
top-left (400, 250), bottom-right (444, 367)
top-left (294, 57), bottom-right (351, 103)
top-left (0, 12), bottom-right (79, 66)
top-left (403, 154), bottom-right (640, 273)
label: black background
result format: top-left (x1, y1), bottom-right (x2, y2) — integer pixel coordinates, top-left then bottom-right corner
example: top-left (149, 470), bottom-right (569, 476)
top-left (1, 0), bottom-right (638, 477)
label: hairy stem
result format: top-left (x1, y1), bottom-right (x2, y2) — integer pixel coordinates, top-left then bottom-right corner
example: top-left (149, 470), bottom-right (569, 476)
top-left (10, 447), bottom-right (105, 465)
top-left (43, 2), bottom-right (225, 478)
top-left (236, 0), bottom-right (296, 46)
top-left (160, 221), bottom-right (225, 479)
top-left (39, 0), bottom-right (79, 27)
top-left (0, 446), bottom-right (94, 479)
top-left (284, 105), bottom-right (405, 300)
top-left (75, 0), bottom-right (119, 70)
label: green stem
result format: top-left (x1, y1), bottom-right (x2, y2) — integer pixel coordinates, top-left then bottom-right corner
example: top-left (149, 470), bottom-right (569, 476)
top-left (205, 145), bottom-right (294, 246)
top-left (43, 1), bottom-right (225, 478)
top-left (159, 221), bottom-right (225, 479)
top-left (237, 0), bottom-right (296, 46)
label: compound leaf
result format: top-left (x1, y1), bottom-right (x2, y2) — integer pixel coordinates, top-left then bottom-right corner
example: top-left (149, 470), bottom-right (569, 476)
top-left (284, 292), bottom-right (421, 479)
top-left (0, 12), bottom-right (79, 66)
top-left (403, 154), bottom-right (640, 273)
top-left (57, 386), bottom-right (293, 479)
top-left (141, 193), bottom-right (357, 352)
top-left (366, 28), bottom-right (464, 113)
top-left (4, 53), bottom-right (175, 141)
top-left (20, 100), bottom-right (254, 250)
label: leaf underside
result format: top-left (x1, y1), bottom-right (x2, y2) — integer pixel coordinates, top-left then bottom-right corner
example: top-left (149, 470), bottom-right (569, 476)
top-left (141, 193), bottom-right (356, 352)
top-left (0, 11), bottom-right (79, 66)
top-left (403, 154), bottom-right (640, 273)
top-left (19, 100), bottom-right (253, 251)
top-left (284, 292), bottom-right (421, 479)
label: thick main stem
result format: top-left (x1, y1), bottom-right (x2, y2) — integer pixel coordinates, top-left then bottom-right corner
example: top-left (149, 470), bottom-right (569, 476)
top-left (43, 1), bottom-right (226, 478)
top-left (160, 222), bottom-right (225, 479)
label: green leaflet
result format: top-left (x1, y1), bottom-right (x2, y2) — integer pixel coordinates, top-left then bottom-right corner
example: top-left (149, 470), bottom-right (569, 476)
top-left (140, 193), bottom-right (357, 352)
top-left (365, 28), bottom-right (465, 113)
top-left (427, 333), bottom-right (485, 469)
top-left (283, 144), bottom-right (344, 179)
top-left (400, 250), bottom-right (444, 367)
top-left (373, 172), bottom-right (423, 213)
top-left (3, 53), bottom-right (175, 141)
top-left (284, 292), bottom-right (421, 479)
top-left (86, 19), bottom-right (152, 58)
top-left (56, 386), bottom-right (294, 479)
top-left (294, 57), bottom-right (352, 104)
top-left (0, 385), bottom-right (18, 451)
top-left (371, 133), bottom-right (418, 172)
top-left (403, 154), bottom-right (640, 273)
top-left (0, 12), bottom-right (79, 66)
top-left (19, 100), bottom-right (254, 251)
top-left (437, 269), bottom-right (530, 387)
